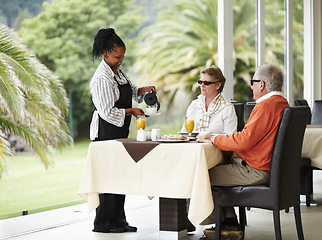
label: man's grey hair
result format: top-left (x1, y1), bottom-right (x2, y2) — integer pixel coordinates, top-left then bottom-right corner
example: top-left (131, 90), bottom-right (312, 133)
top-left (254, 64), bottom-right (283, 92)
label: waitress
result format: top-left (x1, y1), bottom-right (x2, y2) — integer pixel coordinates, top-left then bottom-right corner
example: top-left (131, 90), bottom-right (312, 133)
top-left (89, 28), bottom-right (156, 233)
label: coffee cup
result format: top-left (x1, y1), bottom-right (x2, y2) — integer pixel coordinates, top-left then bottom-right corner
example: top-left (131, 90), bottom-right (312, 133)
top-left (145, 106), bottom-right (157, 115)
top-left (145, 131), bottom-right (151, 141)
top-left (151, 128), bottom-right (161, 141)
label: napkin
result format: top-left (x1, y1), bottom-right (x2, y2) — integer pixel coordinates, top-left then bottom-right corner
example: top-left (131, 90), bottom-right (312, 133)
top-left (116, 138), bottom-right (160, 162)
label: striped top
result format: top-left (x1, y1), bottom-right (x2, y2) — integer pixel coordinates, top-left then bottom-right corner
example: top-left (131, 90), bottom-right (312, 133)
top-left (89, 59), bottom-right (142, 140)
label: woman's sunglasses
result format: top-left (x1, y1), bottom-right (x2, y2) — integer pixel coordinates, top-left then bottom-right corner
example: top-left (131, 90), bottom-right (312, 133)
top-left (197, 80), bottom-right (217, 86)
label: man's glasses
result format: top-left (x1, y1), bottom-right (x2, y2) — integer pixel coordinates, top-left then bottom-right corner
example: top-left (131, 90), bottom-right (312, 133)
top-left (250, 79), bottom-right (261, 86)
top-left (197, 80), bottom-right (217, 86)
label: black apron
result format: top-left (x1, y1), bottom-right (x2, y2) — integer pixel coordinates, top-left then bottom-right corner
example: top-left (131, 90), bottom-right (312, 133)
top-left (94, 75), bottom-right (132, 141)
top-left (92, 74), bottom-right (132, 231)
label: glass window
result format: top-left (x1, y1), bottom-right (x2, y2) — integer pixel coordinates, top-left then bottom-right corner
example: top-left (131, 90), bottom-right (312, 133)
top-left (232, 0), bottom-right (256, 103)
top-left (264, 0), bottom-right (304, 100)
top-left (265, 0), bottom-right (285, 72)
top-left (292, 0), bottom-right (304, 99)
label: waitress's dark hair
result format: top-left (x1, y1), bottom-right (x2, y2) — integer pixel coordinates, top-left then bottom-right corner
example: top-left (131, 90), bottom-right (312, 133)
top-left (92, 28), bottom-right (125, 60)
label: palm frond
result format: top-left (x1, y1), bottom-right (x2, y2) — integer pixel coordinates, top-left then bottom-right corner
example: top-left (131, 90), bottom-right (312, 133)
top-left (0, 23), bottom-right (72, 179)
top-left (0, 130), bottom-right (11, 180)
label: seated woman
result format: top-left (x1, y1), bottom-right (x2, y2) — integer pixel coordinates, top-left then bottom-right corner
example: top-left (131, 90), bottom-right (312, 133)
top-left (181, 66), bottom-right (237, 135)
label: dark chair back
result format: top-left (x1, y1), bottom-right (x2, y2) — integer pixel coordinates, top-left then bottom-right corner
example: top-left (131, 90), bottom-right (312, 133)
top-left (222, 102), bottom-right (245, 162)
top-left (213, 107), bottom-right (310, 240)
top-left (294, 98), bottom-right (311, 124)
top-left (232, 102), bottom-right (245, 132)
top-left (269, 107), bottom-right (311, 209)
top-left (311, 100), bottom-right (322, 125)
top-left (294, 98), bottom-right (309, 107)
top-left (245, 102), bottom-right (256, 122)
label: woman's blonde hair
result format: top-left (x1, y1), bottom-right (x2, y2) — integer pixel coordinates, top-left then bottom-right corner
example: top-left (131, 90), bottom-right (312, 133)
top-left (200, 66), bottom-right (226, 93)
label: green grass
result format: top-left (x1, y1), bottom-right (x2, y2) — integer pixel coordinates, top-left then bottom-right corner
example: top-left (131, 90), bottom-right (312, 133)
top-left (0, 123), bottom-right (182, 220)
top-left (0, 140), bottom-right (90, 219)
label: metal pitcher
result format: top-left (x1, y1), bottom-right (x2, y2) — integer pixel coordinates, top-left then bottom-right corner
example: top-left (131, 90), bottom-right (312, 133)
top-left (144, 92), bottom-right (160, 111)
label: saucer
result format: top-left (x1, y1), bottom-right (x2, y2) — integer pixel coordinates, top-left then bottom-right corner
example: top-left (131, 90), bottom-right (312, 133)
top-left (146, 112), bottom-right (161, 117)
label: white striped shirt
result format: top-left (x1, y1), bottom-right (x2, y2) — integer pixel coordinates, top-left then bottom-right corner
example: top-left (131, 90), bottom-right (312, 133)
top-left (89, 59), bottom-right (142, 140)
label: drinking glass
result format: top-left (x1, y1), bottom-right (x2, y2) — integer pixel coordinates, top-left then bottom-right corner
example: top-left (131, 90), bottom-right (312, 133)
top-left (136, 115), bottom-right (146, 130)
top-left (184, 115), bottom-right (194, 137)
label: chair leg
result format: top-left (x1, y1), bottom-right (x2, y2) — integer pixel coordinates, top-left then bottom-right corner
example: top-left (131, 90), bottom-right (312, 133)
top-left (239, 207), bottom-right (246, 239)
top-left (215, 206), bottom-right (221, 240)
top-left (301, 165), bottom-right (313, 207)
top-left (273, 210), bottom-right (282, 240)
top-left (294, 205), bottom-right (304, 240)
top-left (306, 194), bottom-right (311, 207)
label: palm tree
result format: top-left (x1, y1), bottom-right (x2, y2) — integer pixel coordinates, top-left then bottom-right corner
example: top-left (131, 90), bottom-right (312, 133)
top-left (135, 0), bottom-right (259, 105)
top-left (135, 0), bottom-right (304, 106)
top-left (0, 23), bottom-right (72, 179)
top-left (135, 0), bottom-right (220, 105)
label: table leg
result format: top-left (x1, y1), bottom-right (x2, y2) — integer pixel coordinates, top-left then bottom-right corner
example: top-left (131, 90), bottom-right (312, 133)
top-left (159, 197), bottom-right (187, 239)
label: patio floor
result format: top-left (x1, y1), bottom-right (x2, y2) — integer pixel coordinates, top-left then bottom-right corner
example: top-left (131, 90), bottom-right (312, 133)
top-left (1, 171), bottom-right (322, 240)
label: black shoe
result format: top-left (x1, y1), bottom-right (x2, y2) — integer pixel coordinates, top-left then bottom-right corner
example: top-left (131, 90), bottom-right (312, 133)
top-left (109, 226), bottom-right (127, 233)
top-left (114, 219), bottom-right (137, 232)
top-left (203, 224), bottom-right (243, 240)
top-left (124, 225), bottom-right (137, 232)
top-left (92, 226), bottom-right (127, 233)
top-left (187, 217), bottom-right (196, 232)
top-left (187, 222), bottom-right (196, 232)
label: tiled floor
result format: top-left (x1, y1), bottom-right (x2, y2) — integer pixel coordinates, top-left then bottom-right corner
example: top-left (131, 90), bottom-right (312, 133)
top-left (1, 171), bottom-right (322, 240)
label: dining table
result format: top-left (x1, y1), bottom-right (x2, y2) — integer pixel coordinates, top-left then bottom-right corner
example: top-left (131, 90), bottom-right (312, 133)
top-left (302, 125), bottom-right (322, 169)
top-left (78, 138), bottom-right (224, 238)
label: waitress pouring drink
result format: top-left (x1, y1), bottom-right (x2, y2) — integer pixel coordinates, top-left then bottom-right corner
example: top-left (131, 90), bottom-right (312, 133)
top-left (89, 28), bottom-right (156, 233)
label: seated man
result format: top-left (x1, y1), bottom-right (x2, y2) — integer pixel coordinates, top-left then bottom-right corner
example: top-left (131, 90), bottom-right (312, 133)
top-left (197, 64), bottom-right (290, 240)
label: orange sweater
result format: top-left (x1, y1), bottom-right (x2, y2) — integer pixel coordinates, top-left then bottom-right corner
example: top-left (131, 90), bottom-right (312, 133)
top-left (213, 95), bottom-right (289, 172)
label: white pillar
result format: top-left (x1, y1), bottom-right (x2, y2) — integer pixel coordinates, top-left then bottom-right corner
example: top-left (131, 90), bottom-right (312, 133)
top-left (284, 0), bottom-right (293, 105)
top-left (218, 0), bottom-right (234, 101)
top-left (256, 0), bottom-right (265, 67)
top-left (304, 0), bottom-right (322, 107)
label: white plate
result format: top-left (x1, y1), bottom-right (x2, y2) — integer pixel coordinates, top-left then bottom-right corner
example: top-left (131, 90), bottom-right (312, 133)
top-left (158, 139), bottom-right (190, 143)
top-left (146, 112), bottom-right (161, 117)
top-left (178, 132), bottom-right (199, 137)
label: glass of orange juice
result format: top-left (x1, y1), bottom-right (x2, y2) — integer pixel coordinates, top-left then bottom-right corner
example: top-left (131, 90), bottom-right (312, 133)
top-left (184, 115), bottom-right (194, 137)
top-left (136, 115), bottom-right (146, 130)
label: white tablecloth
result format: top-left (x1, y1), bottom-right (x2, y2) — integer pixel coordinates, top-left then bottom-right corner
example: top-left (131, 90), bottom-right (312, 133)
top-left (79, 140), bottom-right (223, 226)
top-left (302, 126), bottom-right (322, 169)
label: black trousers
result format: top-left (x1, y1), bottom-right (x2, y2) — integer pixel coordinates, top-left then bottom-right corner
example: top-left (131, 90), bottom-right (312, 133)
top-left (93, 193), bottom-right (127, 230)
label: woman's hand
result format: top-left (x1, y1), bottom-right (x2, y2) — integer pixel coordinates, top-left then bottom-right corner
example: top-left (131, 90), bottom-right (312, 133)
top-left (197, 133), bottom-right (212, 143)
top-left (125, 108), bottom-right (146, 117)
top-left (138, 86), bottom-right (157, 96)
